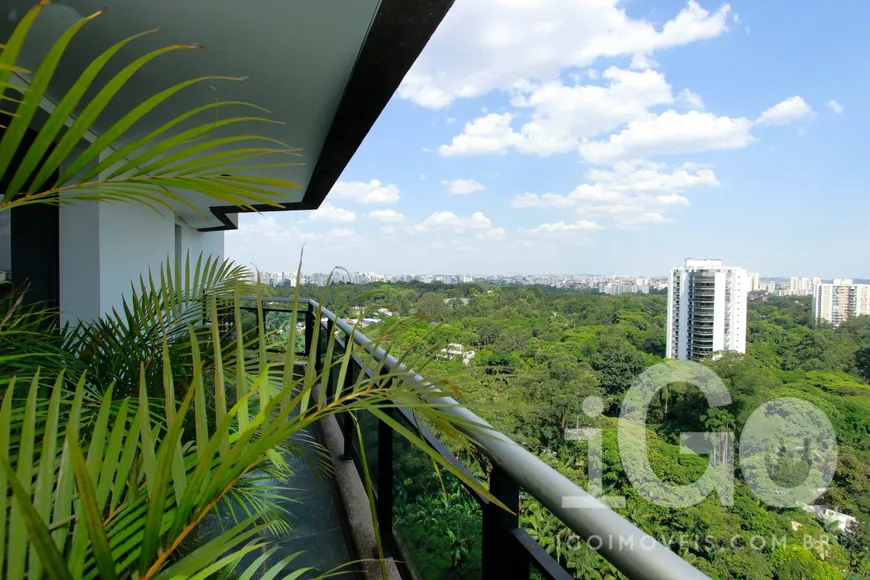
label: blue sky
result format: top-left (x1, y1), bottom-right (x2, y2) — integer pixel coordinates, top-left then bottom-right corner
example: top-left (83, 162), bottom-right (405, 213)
top-left (226, 0), bottom-right (870, 279)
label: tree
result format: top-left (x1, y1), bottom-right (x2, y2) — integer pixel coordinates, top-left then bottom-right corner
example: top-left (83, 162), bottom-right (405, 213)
top-left (416, 292), bottom-right (449, 319)
top-left (855, 344), bottom-right (870, 381)
top-left (794, 329), bottom-right (856, 373)
top-left (590, 339), bottom-right (646, 398)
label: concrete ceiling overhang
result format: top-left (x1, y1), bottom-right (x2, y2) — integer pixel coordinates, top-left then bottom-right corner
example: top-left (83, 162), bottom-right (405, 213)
top-left (1, 0), bottom-right (454, 230)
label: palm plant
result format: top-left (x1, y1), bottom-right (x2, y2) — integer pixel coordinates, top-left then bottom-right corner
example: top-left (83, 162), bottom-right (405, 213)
top-left (2, 279), bottom-right (499, 577)
top-left (0, 3), bottom-right (503, 578)
top-left (63, 253), bottom-right (250, 400)
top-left (0, 2), bottom-right (300, 213)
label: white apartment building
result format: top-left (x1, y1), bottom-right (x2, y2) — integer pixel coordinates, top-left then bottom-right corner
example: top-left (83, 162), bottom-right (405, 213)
top-left (748, 272), bottom-right (760, 292)
top-left (812, 279), bottom-right (870, 326)
top-left (666, 259), bottom-right (748, 361)
top-left (789, 277), bottom-right (815, 296)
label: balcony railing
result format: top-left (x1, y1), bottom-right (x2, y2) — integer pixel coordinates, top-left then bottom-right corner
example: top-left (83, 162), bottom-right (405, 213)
top-left (239, 297), bottom-right (710, 580)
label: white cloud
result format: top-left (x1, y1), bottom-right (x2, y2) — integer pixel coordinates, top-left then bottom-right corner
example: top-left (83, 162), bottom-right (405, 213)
top-left (579, 202), bottom-right (676, 231)
top-left (511, 161), bottom-right (716, 229)
top-left (613, 211), bottom-right (671, 228)
top-left (512, 192), bottom-right (574, 209)
top-left (442, 178), bottom-right (487, 195)
top-left (381, 211), bottom-right (499, 240)
top-left (234, 216), bottom-right (320, 243)
top-left (419, 211), bottom-right (492, 232)
top-left (519, 220), bottom-right (604, 236)
top-left (439, 67), bottom-right (674, 156)
top-left (476, 227), bottom-right (507, 241)
top-left (652, 193), bottom-right (691, 206)
top-left (512, 162), bottom-right (717, 209)
top-left (826, 100), bottom-right (844, 114)
top-left (367, 209), bottom-right (405, 223)
top-left (587, 160), bottom-right (720, 192)
top-left (629, 53), bottom-right (657, 70)
top-left (327, 228), bottom-right (358, 239)
top-left (329, 179), bottom-right (400, 204)
top-left (677, 88), bottom-right (705, 110)
top-left (756, 96), bottom-right (814, 126)
top-left (400, 0), bottom-right (731, 108)
top-left (438, 114), bottom-right (522, 156)
top-left (512, 184), bottom-right (621, 209)
top-left (309, 202), bottom-right (356, 223)
top-left (579, 109), bottom-right (753, 163)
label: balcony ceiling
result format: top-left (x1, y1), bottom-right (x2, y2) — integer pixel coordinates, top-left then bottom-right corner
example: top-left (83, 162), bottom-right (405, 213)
top-left (2, 0), bottom-right (452, 229)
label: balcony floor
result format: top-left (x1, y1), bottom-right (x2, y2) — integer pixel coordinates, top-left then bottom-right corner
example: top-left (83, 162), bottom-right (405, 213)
top-left (200, 423), bottom-right (357, 578)
top-left (247, 424), bottom-right (357, 578)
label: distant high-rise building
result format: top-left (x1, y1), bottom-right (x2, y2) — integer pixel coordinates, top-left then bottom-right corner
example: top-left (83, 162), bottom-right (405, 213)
top-left (789, 277), bottom-right (815, 296)
top-left (812, 279), bottom-right (870, 326)
top-left (666, 258), bottom-right (748, 361)
top-left (748, 272), bottom-right (760, 292)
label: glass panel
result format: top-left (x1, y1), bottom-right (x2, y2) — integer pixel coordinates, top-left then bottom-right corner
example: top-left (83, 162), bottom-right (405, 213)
top-left (352, 407), bottom-right (379, 491)
top-left (393, 418), bottom-right (483, 579)
top-left (0, 211), bottom-right (10, 282)
top-left (317, 321), bottom-right (328, 359)
top-left (520, 493), bottom-right (614, 579)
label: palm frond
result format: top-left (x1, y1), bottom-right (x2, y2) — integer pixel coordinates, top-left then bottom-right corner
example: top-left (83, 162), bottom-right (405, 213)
top-left (0, 248), bottom-right (507, 580)
top-left (0, 3), bottom-right (302, 214)
top-left (0, 290), bottom-right (74, 386)
top-left (64, 253), bottom-right (249, 399)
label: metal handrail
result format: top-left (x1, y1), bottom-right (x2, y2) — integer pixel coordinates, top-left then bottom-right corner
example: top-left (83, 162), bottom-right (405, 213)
top-left (305, 298), bottom-right (710, 580)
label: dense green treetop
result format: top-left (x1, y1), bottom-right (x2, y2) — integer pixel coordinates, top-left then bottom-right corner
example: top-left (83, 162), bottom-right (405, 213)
top-left (271, 282), bottom-right (870, 579)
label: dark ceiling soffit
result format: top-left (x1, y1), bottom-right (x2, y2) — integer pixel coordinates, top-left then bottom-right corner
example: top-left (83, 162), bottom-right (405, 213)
top-left (198, 0), bottom-right (456, 233)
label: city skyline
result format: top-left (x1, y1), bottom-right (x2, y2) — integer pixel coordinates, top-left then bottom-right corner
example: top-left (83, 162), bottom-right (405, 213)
top-left (242, 266), bottom-right (869, 283)
top-left (250, 267), bottom-right (869, 290)
top-left (226, 0), bottom-right (870, 278)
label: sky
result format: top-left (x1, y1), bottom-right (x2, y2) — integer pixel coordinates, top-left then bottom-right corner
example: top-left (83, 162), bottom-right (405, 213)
top-left (225, 0), bottom-right (870, 279)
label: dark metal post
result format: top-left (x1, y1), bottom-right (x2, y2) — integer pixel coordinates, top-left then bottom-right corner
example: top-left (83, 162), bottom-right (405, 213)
top-left (483, 466), bottom-right (529, 579)
top-left (377, 404), bottom-right (394, 557)
top-left (314, 314), bottom-right (326, 377)
top-left (304, 303), bottom-right (315, 358)
top-left (324, 319), bottom-right (336, 399)
top-left (340, 357), bottom-right (356, 461)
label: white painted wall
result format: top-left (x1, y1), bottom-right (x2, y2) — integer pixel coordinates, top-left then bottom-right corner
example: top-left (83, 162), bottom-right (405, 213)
top-left (59, 200), bottom-right (178, 323)
top-left (178, 225), bottom-right (224, 266)
top-left (59, 201), bottom-right (101, 325)
top-left (727, 270), bottom-right (748, 353)
top-left (58, 202), bottom-right (229, 323)
top-left (98, 203), bottom-right (175, 315)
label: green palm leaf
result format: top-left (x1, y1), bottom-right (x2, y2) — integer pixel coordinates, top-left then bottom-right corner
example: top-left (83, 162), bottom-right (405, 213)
top-left (0, 2), bottom-right (301, 213)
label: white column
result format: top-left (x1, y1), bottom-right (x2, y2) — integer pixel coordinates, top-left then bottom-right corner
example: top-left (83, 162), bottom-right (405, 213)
top-left (59, 200), bottom-right (101, 324)
top-left (59, 201), bottom-right (177, 324)
top-left (178, 224), bottom-right (225, 264)
top-left (97, 202), bottom-right (175, 315)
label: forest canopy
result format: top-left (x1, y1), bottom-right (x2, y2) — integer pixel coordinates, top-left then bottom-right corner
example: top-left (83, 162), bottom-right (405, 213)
top-left (264, 281), bottom-right (870, 579)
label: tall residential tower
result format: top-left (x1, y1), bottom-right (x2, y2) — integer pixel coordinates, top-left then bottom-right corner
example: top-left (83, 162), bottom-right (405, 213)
top-left (666, 259), bottom-right (748, 361)
top-left (812, 279), bottom-right (870, 326)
